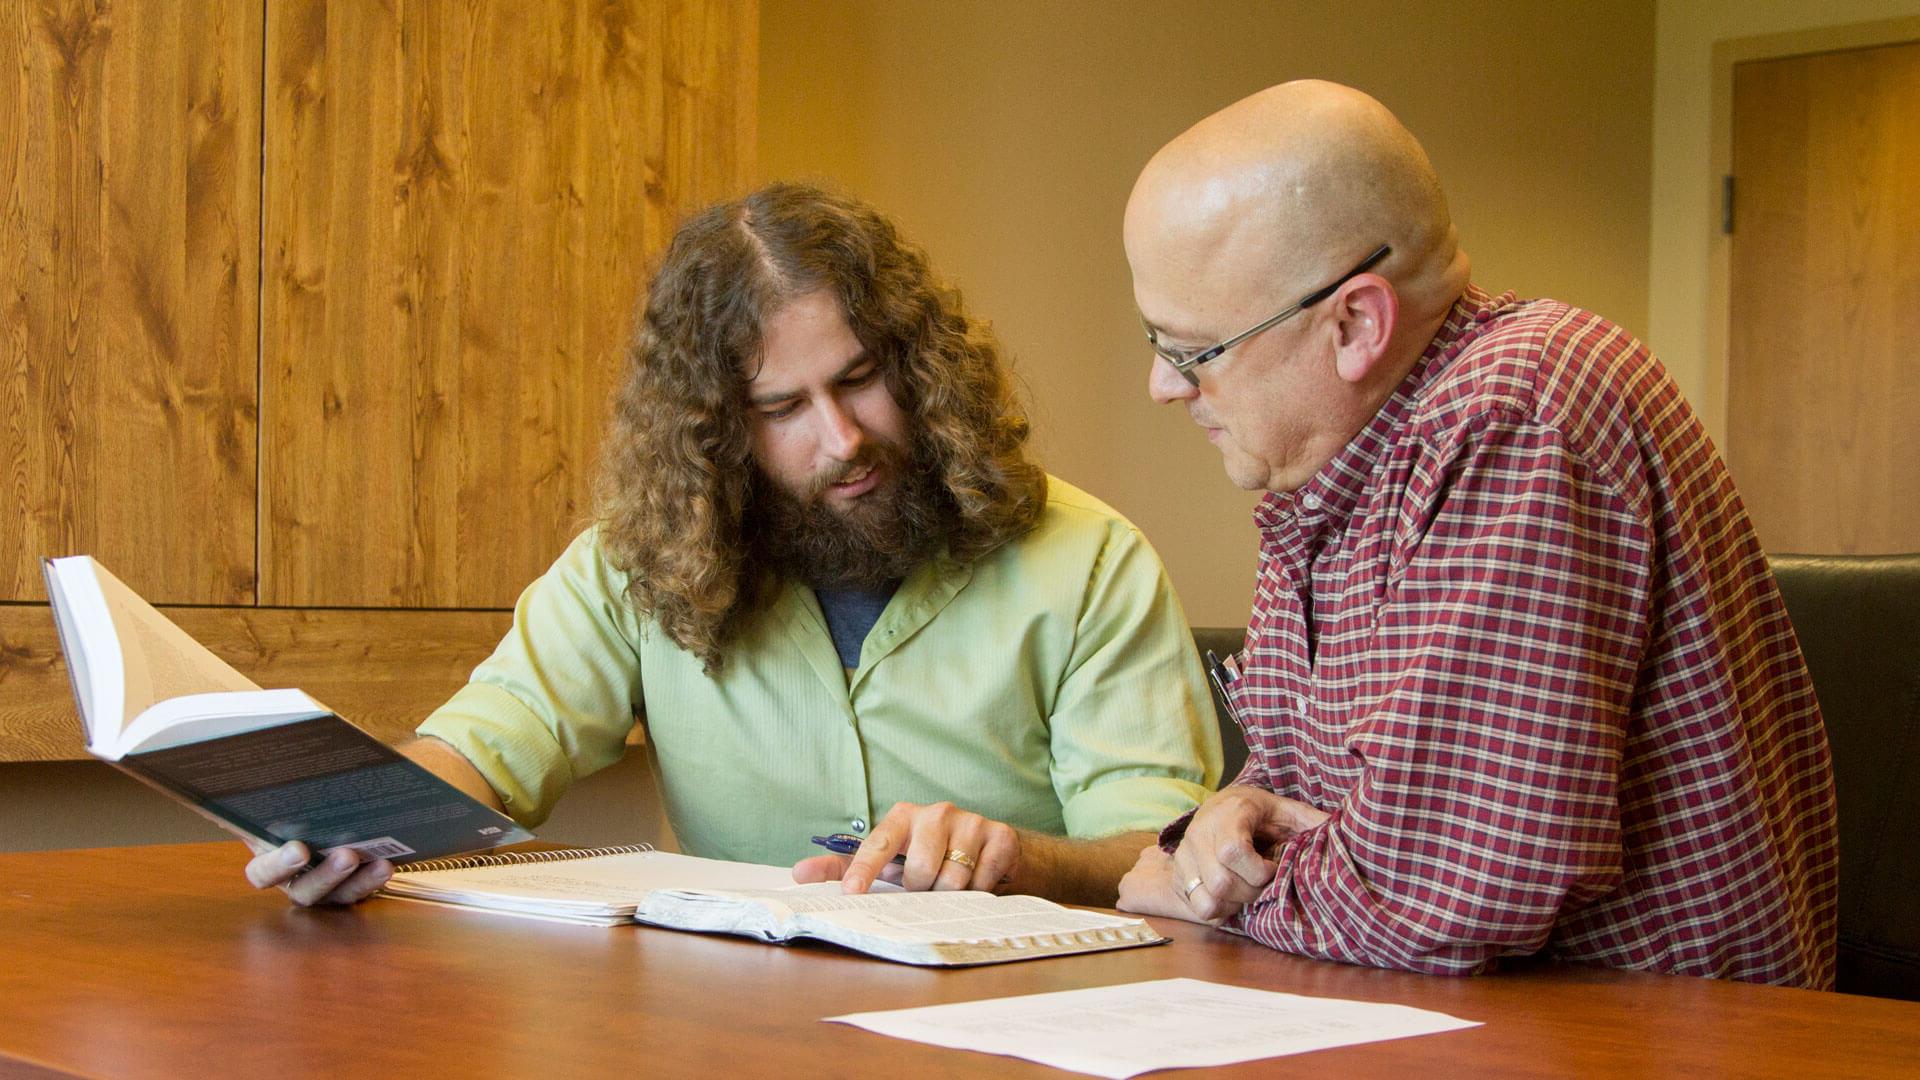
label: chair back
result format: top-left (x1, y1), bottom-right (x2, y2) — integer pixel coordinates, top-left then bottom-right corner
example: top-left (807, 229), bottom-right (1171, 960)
top-left (1190, 626), bottom-right (1249, 785)
top-left (1771, 553), bottom-right (1920, 1001)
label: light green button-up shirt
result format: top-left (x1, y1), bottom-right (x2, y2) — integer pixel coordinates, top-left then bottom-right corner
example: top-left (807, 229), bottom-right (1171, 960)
top-left (418, 477), bottom-right (1220, 867)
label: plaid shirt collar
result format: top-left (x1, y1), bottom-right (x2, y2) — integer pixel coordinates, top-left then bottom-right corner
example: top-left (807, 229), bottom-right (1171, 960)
top-left (1253, 284), bottom-right (1507, 562)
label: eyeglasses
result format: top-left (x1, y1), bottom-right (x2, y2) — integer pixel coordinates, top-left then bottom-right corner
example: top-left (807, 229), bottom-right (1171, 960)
top-left (1142, 243), bottom-right (1392, 387)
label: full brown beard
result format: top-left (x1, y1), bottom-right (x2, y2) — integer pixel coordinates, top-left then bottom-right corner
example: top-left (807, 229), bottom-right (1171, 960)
top-left (746, 436), bottom-right (954, 590)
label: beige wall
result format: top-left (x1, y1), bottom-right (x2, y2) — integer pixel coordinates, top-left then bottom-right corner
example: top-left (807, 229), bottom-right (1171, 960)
top-left (1650, 0), bottom-right (1920, 444)
top-left (761, 0), bottom-right (1655, 627)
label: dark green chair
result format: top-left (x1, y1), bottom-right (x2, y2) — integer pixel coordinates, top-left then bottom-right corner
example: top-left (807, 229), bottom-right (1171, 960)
top-left (1770, 554), bottom-right (1920, 1001)
top-left (1190, 626), bottom-right (1249, 786)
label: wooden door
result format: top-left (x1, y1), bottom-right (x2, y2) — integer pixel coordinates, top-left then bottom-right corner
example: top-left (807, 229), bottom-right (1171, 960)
top-left (1728, 40), bottom-right (1920, 554)
top-left (0, 2), bottom-right (261, 604)
top-left (260, 0), bottom-right (756, 607)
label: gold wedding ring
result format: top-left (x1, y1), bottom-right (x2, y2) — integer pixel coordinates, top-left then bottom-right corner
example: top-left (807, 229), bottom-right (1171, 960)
top-left (944, 848), bottom-right (978, 870)
top-left (1182, 875), bottom-right (1204, 899)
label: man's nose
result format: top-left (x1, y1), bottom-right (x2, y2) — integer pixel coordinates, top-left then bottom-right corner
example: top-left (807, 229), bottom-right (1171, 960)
top-left (817, 398), bottom-right (866, 461)
top-left (1147, 355), bottom-right (1199, 405)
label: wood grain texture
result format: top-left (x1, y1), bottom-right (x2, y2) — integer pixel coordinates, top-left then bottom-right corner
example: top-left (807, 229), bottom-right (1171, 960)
top-left (2, 843), bottom-right (1918, 1078)
top-left (260, 0), bottom-right (757, 608)
top-left (1729, 41), bottom-right (1920, 554)
top-left (0, 602), bottom-right (511, 761)
top-left (1, 1), bottom-right (261, 605)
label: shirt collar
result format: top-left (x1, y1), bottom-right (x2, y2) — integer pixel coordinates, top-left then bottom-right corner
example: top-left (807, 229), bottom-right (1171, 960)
top-left (776, 544), bottom-right (974, 696)
top-left (1253, 284), bottom-right (1508, 547)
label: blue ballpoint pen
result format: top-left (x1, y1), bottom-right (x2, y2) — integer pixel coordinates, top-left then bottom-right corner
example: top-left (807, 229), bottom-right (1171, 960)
top-left (810, 833), bottom-right (907, 865)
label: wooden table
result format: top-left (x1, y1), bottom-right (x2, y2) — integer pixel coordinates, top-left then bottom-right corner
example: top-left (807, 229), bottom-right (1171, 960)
top-left (2, 844), bottom-right (1915, 1079)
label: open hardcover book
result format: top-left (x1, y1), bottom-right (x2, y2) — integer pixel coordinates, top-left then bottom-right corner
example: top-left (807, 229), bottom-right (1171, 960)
top-left (381, 846), bottom-right (1171, 967)
top-left (41, 555), bottom-right (532, 863)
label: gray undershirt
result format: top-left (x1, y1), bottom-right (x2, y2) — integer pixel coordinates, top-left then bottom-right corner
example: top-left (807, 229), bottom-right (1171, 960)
top-left (814, 581), bottom-right (902, 669)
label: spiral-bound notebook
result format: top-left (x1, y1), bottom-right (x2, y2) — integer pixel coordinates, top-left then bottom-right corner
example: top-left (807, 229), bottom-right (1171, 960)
top-left (380, 846), bottom-right (1169, 967)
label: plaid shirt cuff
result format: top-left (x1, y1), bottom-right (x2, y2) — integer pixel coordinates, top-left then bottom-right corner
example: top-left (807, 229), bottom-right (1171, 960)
top-left (1157, 808), bottom-right (1197, 852)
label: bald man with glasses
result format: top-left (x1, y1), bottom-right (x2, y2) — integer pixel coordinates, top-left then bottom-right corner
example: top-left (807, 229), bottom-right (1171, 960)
top-left (1115, 81), bottom-right (1837, 989)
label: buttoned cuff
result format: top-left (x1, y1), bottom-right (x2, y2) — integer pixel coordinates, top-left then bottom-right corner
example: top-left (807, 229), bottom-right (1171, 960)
top-left (1157, 807), bottom-right (1197, 852)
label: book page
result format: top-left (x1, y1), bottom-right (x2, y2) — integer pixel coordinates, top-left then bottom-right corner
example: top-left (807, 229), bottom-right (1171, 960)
top-left (99, 566), bottom-right (258, 701)
top-left (827, 977), bottom-right (1482, 1078)
top-left (116, 688), bottom-right (323, 757)
top-left (766, 890), bottom-right (1141, 944)
top-left (88, 562), bottom-right (256, 742)
top-left (42, 558), bottom-right (109, 742)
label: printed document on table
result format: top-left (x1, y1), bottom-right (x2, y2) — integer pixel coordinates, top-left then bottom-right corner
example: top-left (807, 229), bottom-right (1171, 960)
top-left (825, 977), bottom-right (1480, 1078)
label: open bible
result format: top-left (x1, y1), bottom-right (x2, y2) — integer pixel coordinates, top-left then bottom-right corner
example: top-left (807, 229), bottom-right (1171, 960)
top-left (40, 555), bottom-right (531, 863)
top-left (381, 846), bottom-right (1171, 967)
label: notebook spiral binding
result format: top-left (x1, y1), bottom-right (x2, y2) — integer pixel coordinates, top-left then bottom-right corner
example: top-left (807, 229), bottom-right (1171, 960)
top-left (397, 843), bottom-right (656, 875)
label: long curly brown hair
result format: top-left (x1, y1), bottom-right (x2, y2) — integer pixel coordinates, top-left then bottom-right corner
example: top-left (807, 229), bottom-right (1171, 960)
top-left (594, 183), bottom-right (1047, 672)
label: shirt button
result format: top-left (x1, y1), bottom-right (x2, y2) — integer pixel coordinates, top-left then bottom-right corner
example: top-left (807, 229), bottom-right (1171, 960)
top-left (1295, 693), bottom-right (1309, 714)
top-left (1301, 492), bottom-right (1322, 512)
top-left (850, 817), bottom-right (868, 833)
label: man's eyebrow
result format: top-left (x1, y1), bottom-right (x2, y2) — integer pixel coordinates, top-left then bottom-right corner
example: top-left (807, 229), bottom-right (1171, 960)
top-left (746, 351), bottom-right (873, 407)
top-left (1141, 314), bottom-right (1205, 344)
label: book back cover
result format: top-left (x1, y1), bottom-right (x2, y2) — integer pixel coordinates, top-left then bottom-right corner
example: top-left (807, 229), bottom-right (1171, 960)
top-left (123, 713), bottom-right (532, 862)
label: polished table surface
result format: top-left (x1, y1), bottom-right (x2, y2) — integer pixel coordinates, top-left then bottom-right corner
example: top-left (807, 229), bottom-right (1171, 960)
top-left (1, 844), bottom-right (1916, 1079)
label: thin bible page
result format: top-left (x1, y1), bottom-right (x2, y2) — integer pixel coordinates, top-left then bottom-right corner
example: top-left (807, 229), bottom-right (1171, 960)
top-left (729, 890), bottom-right (1144, 941)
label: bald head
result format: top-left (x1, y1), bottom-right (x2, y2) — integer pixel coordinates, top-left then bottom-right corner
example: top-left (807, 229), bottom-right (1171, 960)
top-left (1126, 81), bottom-right (1465, 333)
top-left (1128, 82), bottom-right (1474, 494)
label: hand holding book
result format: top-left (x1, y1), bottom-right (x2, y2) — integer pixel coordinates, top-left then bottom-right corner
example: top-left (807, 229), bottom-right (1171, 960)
top-left (244, 837), bottom-right (395, 906)
top-left (241, 733), bottom-right (517, 906)
top-left (42, 556), bottom-right (533, 876)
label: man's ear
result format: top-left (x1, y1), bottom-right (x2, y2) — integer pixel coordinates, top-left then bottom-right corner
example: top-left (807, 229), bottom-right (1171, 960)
top-left (1331, 276), bottom-right (1397, 385)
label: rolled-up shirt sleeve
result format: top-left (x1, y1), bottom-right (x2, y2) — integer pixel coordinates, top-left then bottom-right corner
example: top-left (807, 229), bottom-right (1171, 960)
top-left (1049, 519), bottom-right (1222, 837)
top-left (418, 530), bottom-right (644, 826)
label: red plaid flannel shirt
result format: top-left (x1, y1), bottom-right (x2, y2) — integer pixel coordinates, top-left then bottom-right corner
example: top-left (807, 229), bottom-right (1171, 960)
top-left (1166, 285), bottom-right (1838, 986)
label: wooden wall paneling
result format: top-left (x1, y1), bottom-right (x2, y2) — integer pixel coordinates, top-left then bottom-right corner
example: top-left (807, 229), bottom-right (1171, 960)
top-left (0, 602), bottom-right (514, 761)
top-left (650, 0), bottom-right (762, 404)
top-left (458, 3), bottom-right (618, 614)
top-left (1, 1), bottom-right (260, 605)
top-left (261, 0), bottom-right (759, 609)
top-left (261, 0), bottom-right (411, 609)
top-left (652, 0), bottom-right (760, 245)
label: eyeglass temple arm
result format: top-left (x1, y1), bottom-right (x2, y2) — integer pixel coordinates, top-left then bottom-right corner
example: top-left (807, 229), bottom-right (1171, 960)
top-left (1297, 244), bottom-right (1393, 310)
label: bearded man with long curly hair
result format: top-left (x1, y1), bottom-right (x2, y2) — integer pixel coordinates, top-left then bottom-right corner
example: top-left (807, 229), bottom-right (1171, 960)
top-left (246, 184), bottom-right (1220, 908)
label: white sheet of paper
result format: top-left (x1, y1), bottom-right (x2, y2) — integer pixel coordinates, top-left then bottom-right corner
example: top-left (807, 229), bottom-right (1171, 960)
top-left (825, 977), bottom-right (1480, 1078)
